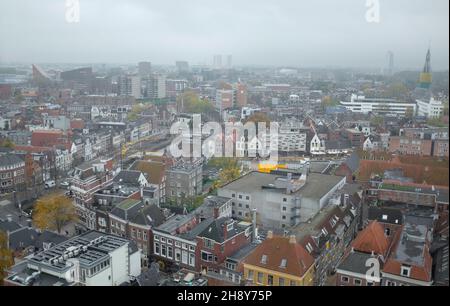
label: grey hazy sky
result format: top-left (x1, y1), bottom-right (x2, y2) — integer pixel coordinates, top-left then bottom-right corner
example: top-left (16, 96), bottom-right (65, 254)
top-left (0, 0), bottom-right (448, 69)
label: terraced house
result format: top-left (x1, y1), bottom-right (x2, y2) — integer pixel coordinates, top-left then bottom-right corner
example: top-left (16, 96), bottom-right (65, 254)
top-left (243, 232), bottom-right (315, 286)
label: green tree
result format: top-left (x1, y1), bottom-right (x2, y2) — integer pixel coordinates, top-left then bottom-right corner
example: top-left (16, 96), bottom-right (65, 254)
top-left (177, 91), bottom-right (214, 114)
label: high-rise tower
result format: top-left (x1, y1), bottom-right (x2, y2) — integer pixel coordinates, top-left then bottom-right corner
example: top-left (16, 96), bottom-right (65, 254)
top-left (418, 49), bottom-right (432, 89)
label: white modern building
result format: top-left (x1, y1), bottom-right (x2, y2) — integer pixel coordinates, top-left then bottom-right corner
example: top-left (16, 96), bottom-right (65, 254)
top-left (5, 231), bottom-right (141, 286)
top-left (340, 94), bottom-right (417, 117)
top-left (416, 98), bottom-right (444, 118)
top-left (218, 171), bottom-right (346, 228)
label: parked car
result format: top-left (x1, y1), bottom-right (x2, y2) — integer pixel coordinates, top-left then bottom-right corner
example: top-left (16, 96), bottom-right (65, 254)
top-left (45, 180), bottom-right (56, 189)
top-left (59, 181), bottom-right (70, 188)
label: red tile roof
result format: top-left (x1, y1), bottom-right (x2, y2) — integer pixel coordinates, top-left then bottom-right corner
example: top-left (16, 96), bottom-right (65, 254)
top-left (352, 221), bottom-right (390, 256)
top-left (243, 235), bottom-right (315, 278)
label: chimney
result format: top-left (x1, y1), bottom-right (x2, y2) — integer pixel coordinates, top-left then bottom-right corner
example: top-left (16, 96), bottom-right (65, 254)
top-left (213, 207), bottom-right (219, 219)
top-left (289, 235), bottom-right (297, 244)
top-left (267, 230), bottom-right (273, 239)
top-left (252, 209), bottom-right (257, 242)
top-left (223, 223), bottom-right (228, 241)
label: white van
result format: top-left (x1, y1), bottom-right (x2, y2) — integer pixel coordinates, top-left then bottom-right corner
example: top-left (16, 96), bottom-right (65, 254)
top-left (45, 180), bottom-right (56, 189)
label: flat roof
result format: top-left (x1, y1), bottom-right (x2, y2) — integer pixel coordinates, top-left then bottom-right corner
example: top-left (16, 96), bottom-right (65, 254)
top-left (221, 171), bottom-right (345, 199)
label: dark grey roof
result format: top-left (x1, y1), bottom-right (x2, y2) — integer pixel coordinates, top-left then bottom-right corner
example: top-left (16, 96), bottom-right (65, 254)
top-left (130, 204), bottom-right (166, 227)
top-left (344, 152), bottom-right (360, 173)
top-left (0, 153), bottom-right (24, 166)
top-left (325, 139), bottom-right (352, 150)
top-left (8, 228), bottom-right (67, 251)
top-left (368, 207), bottom-right (403, 225)
top-left (197, 218), bottom-right (248, 243)
top-left (113, 170), bottom-right (143, 185)
top-left (137, 263), bottom-right (160, 286)
top-left (437, 189), bottom-right (449, 204)
top-left (228, 243), bottom-right (259, 262)
top-left (337, 251), bottom-right (378, 275)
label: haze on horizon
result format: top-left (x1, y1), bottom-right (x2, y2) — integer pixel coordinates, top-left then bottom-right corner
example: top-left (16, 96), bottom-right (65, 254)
top-left (0, 0), bottom-right (448, 70)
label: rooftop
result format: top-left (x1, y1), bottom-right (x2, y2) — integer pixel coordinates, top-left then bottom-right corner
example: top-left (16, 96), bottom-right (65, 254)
top-left (28, 231), bottom-right (129, 271)
top-left (221, 171), bottom-right (345, 199)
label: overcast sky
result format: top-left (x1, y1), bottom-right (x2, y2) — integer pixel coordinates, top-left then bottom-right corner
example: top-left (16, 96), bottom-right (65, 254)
top-left (0, 0), bottom-right (448, 70)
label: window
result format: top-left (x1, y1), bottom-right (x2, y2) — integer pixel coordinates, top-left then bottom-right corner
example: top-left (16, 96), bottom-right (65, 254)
top-left (154, 235), bottom-right (159, 241)
top-left (306, 243), bottom-right (313, 253)
top-left (283, 198), bottom-right (287, 202)
top-left (189, 245), bottom-right (195, 252)
top-left (247, 270), bottom-right (254, 281)
top-left (261, 255), bottom-right (268, 264)
top-left (341, 276), bottom-right (349, 283)
top-left (268, 275), bottom-right (274, 286)
top-left (232, 194), bottom-right (235, 198)
top-left (257, 272), bottom-right (263, 284)
top-left (290, 280), bottom-right (296, 286)
top-left (204, 238), bottom-right (214, 249)
top-left (279, 278), bottom-right (285, 286)
top-left (160, 237), bottom-right (166, 243)
top-left (401, 265), bottom-right (411, 277)
top-left (154, 243), bottom-right (160, 255)
top-left (282, 215), bottom-right (286, 220)
top-left (175, 249), bottom-right (181, 262)
top-left (354, 279), bottom-right (362, 286)
top-left (143, 231), bottom-right (148, 241)
top-left (161, 245), bottom-right (166, 257)
top-left (167, 246), bottom-right (173, 259)
top-left (280, 259), bottom-right (287, 268)
top-left (175, 241), bottom-right (181, 248)
top-left (246, 196), bottom-right (250, 200)
top-left (282, 206), bottom-right (287, 211)
top-left (189, 253), bottom-right (195, 267)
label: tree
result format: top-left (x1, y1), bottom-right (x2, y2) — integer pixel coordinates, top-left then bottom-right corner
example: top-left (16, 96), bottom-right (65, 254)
top-left (405, 107), bottom-right (415, 119)
top-left (0, 138), bottom-right (15, 148)
top-left (0, 231), bottom-right (13, 285)
top-left (244, 112), bottom-right (271, 125)
top-left (177, 91), bottom-right (214, 114)
top-left (219, 167), bottom-right (241, 184)
top-left (33, 193), bottom-right (78, 234)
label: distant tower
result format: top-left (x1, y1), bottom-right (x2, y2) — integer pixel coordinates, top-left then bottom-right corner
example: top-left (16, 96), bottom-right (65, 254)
top-left (419, 49), bottom-right (432, 89)
top-left (226, 55), bottom-right (233, 68)
top-left (213, 55), bottom-right (222, 68)
top-left (385, 51), bottom-right (394, 76)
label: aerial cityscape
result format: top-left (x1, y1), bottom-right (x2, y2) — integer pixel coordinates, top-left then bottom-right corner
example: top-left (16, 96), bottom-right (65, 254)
top-left (0, 0), bottom-right (448, 293)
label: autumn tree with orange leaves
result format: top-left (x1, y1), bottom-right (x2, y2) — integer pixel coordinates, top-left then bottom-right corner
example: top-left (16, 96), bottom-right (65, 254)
top-left (33, 193), bottom-right (78, 234)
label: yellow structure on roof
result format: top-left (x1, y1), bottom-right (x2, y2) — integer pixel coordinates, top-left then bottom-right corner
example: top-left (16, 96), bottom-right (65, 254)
top-left (258, 163), bottom-right (287, 173)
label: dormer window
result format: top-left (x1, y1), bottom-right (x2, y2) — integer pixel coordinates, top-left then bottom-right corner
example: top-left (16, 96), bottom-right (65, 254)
top-left (227, 222), bottom-right (234, 231)
top-left (401, 265), bottom-right (411, 277)
top-left (382, 214), bottom-right (388, 221)
top-left (280, 259), bottom-right (287, 268)
top-left (306, 243), bottom-right (313, 253)
top-left (261, 254), bottom-right (268, 264)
